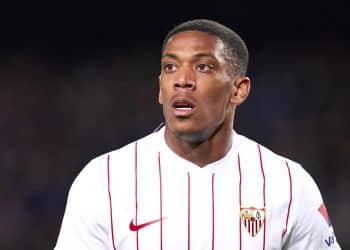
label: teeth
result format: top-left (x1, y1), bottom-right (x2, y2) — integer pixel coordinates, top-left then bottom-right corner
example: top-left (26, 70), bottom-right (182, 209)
top-left (176, 107), bottom-right (192, 110)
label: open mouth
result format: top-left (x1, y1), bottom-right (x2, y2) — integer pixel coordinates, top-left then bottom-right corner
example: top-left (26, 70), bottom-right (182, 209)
top-left (172, 98), bottom-right (196, 117)
top-left (173, 99), bottom-right (195, 110)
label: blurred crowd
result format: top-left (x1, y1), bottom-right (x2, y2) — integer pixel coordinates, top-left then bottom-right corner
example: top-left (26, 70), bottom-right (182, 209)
top-left (0, 43), bottom-right (348, 249)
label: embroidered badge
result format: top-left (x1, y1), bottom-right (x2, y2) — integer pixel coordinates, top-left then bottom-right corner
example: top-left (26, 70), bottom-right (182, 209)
top-left (240, 207), bottom-right (265, 237)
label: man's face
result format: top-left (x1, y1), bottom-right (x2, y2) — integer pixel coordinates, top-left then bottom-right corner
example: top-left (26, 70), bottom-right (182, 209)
top-left (159, 30), bottom-right (237, 142)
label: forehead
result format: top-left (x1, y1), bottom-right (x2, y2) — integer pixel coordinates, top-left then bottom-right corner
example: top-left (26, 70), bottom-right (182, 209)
top-left (163, 31), bottom-right (225, 56)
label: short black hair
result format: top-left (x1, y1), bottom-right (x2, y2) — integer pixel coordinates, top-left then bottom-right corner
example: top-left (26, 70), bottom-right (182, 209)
top-left (162, 19), bottom-right (249, 76)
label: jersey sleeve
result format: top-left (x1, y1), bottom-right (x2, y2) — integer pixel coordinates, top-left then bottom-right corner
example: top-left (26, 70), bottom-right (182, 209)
top-left (282, 163), bottom-right (341, 249)
top-left (54, 158), bottom-right (110, 250)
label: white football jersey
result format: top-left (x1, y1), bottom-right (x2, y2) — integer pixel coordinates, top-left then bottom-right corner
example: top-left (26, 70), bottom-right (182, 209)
top-left (55, 127), bottom-right (341, 249)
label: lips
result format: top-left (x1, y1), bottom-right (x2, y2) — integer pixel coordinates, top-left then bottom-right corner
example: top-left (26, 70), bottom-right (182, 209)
top-left (171, 97), bottom-right (196, 117)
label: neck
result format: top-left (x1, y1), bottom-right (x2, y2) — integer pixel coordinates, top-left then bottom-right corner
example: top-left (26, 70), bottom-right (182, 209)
top-left (164, 117), bottom-right (234, 167)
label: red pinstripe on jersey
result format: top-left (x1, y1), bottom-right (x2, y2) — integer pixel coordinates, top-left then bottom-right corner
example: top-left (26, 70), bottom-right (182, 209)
top-left (238, 145), bottom-right (267, 250)
top-left (134, 142), bottom-right (139, 249)
top-left (134, 143), bottom-right (165, 250)
top-left (257, 144), bottom-right (266, 250)
top-left (187, 172), bottom-right (191, 250)
top-left (107, 154), bottom-right (117, 250)
top-left (282, 161), bottom-right (292, 238)
top-left (211, 173), bottom-right (216, 250)
top-left (237, 154), bottom-right (242, 250)
top-left (158, 152), bottom-right (164, 250)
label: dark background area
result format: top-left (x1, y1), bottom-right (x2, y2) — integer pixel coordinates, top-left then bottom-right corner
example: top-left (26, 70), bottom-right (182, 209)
top-left (0, 2), bottom-right (349, 249)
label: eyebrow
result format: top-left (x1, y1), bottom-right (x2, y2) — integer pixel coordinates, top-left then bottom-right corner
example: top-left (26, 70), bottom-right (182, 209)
top-left (161, 52), bottom-right (216, 60)
top-left (161, 53), bottom-right (177, 60)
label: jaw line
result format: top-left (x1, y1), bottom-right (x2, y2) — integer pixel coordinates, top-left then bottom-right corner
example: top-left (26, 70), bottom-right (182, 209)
top-left (170, 120), bottom-right (224, 145)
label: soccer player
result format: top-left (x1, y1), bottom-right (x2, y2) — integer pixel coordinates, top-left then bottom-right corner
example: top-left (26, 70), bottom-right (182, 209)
top-left (55, 19), bottom-right (341, 249)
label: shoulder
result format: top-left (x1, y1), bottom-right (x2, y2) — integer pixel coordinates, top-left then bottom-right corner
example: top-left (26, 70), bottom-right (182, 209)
top-left (235, 132), bottom-right (322, 203)
top-left (234, 132), bottom-right (293, 165)
top-left (72, 130), bottom-right (162, 187)
top-left (235, 132), bottom-right (313, 177)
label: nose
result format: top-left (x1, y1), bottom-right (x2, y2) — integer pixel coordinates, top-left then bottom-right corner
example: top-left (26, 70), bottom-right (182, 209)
top-left (174, 67), bottom-right (196, 90)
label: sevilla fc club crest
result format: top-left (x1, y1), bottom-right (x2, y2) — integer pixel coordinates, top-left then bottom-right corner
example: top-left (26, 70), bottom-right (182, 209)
top-left (240, 207), bottom-right (265, 237)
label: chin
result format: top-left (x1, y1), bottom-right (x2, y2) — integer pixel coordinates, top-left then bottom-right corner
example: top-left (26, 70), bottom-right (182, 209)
top-left (168, 117), bottom-right (226, 143)
top-left (169, 122), bottom-right (210, 143)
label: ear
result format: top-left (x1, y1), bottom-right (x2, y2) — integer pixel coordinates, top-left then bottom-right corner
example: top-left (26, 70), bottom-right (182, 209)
top-left (230, 76), bottom-right (251, 105)
top-left (158, 75), bottom-right (163, 104)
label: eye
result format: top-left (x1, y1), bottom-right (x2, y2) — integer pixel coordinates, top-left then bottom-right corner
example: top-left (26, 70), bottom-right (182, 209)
top-left (163, 63), bottom-right (177, 72)
top-left (196, 63), bottom-right (214, 72)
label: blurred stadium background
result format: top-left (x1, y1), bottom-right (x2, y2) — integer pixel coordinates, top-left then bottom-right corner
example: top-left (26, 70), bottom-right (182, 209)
top-left (0, 2), bottom-right (349, 249)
